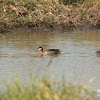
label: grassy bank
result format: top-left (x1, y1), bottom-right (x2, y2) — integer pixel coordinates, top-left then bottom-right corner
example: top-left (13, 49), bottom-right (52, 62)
top-left (0, 77), bottom-right (97, 100)
top-left (0, 0), bottom-right (100, 33)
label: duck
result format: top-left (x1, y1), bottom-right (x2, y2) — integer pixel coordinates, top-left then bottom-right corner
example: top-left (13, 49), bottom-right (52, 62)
top-left (36, 47), bottom-right (60, 55)
top-left (95, 51), bottom-right (100, 56)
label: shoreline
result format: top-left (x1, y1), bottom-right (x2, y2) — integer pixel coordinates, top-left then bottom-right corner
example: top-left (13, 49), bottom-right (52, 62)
top-left (0, 0), bottom-right (100, 33)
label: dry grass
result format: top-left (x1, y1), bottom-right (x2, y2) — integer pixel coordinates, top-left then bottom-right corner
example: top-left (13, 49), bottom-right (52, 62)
top-left (0, 0), bottom-right (100, 32)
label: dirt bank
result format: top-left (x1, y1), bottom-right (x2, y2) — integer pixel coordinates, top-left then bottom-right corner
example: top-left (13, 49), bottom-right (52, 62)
top-left (0, 0), bottom-right (100, 33)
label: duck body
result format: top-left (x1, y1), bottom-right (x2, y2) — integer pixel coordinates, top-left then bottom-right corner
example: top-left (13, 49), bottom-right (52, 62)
top-left (44, 49), bottom-right (60, 55)
top-left (36, 47), bottom-right (60, 55)
top-left (95, 51), bottom-right (100, 56)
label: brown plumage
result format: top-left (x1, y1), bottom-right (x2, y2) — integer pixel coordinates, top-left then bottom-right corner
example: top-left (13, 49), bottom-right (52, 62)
top-left (95, 51), bottom-right (100, 56)
top-left (36, 47), bottom-right (60, 55)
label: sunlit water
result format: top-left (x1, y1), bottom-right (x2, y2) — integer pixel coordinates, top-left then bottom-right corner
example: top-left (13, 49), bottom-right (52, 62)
top-left (0, 29), bottom-right (100, 92)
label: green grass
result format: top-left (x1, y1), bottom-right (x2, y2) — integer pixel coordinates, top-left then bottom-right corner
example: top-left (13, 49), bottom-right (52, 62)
top-left (0, 77), bottom-right (97, 100)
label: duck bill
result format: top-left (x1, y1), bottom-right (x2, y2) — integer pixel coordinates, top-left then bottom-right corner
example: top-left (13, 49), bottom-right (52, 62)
top-left (36, 50), bottom-right (39, 52)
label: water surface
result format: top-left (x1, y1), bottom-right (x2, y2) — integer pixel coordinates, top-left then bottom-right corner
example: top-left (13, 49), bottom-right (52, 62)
top-left (0, 29), bottom-right (100, 91)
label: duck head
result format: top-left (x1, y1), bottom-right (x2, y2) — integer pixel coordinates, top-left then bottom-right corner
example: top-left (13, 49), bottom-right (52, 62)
top-left (36, 47), bottom-right (43, 52)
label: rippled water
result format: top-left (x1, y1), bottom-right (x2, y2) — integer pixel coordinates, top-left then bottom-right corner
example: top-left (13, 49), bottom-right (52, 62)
top-left (0, 29), bottom-right (100, 91)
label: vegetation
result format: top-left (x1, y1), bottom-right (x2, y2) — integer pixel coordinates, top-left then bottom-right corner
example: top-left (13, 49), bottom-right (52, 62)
top-left (0, 77), bottom-right (96, 100)
top-left (0, 0), bottom-right (100, 32)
